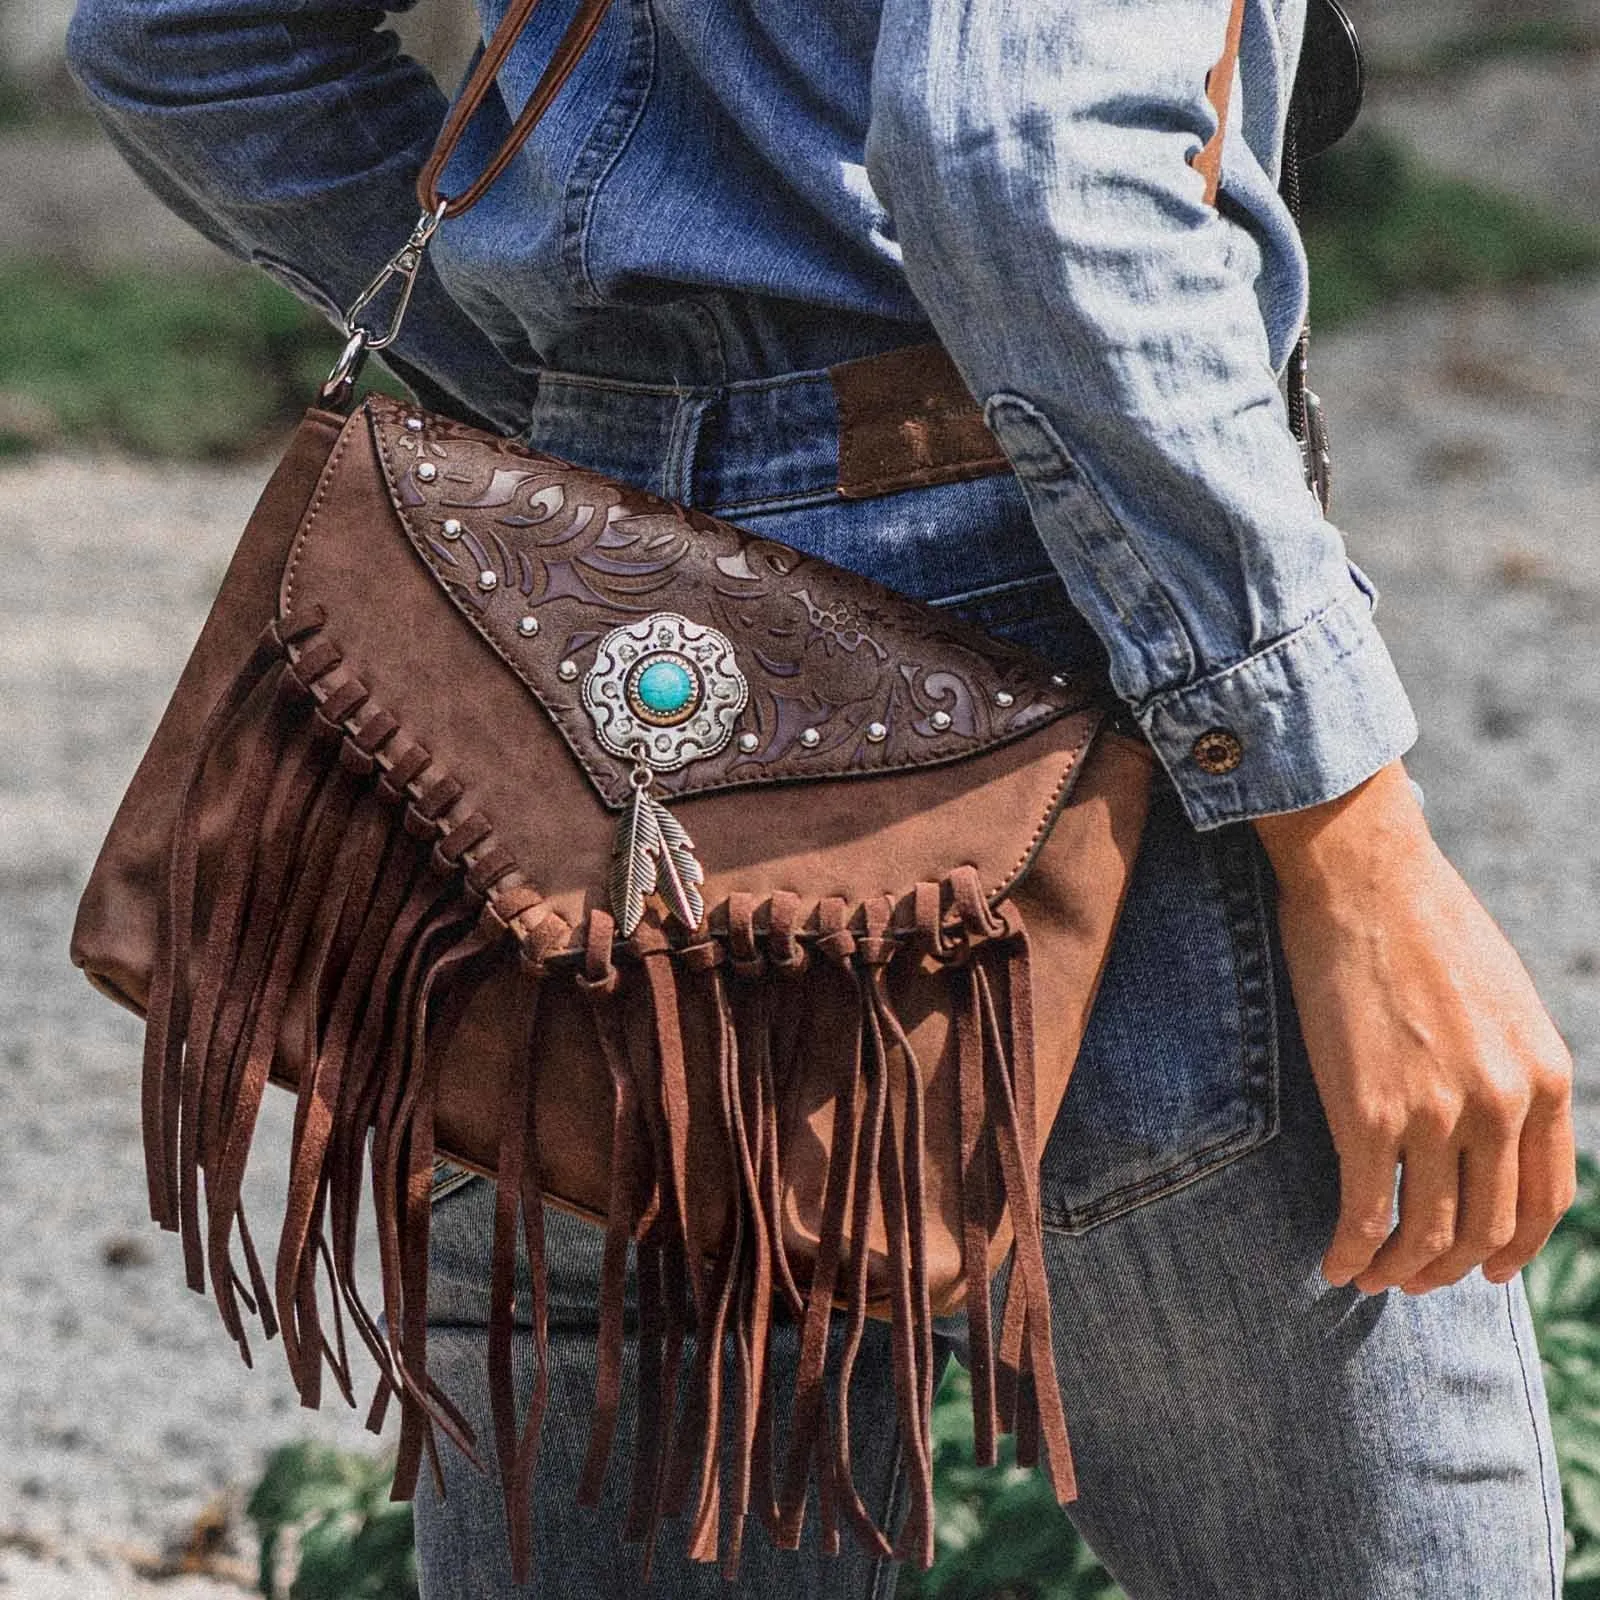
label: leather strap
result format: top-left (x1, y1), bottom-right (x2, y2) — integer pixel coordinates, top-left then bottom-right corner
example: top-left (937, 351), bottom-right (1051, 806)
top-left (1193, 0), bottom-right (1248, 206)
top-left (417, 0), bottom-right (617, 217)
top-left (417, 0), bottom-right (1247, 219)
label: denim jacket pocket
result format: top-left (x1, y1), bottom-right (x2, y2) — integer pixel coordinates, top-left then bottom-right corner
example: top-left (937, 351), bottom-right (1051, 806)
top-left (1037, 778), bottom-right (1281, 1235)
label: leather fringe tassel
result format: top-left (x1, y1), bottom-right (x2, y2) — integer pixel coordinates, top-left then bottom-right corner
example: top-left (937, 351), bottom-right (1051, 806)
top-left (140, 610), bottom-right (1079, 1594)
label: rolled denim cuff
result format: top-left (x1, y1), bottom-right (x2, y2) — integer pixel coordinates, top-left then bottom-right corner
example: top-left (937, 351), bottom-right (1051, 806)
top-left (1135, 585), bottom-right (1420, 831)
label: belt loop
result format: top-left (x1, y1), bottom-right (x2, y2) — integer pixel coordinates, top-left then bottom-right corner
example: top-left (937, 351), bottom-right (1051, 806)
top-left (663, 388), bottom-right (713, 505)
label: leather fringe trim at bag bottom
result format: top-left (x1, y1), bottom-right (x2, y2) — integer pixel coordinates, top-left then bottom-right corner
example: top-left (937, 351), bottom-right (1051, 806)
top-left (138, 607), bottom-right (1081, 1585)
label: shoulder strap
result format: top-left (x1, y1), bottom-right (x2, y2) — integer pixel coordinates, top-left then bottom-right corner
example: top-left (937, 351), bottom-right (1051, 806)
top-left (417, 0), bottom-right (617, 218)
top-left (418, 0), bottom-right (1249, 221)
top-left (1193, 0), bottom-right (1248, 206)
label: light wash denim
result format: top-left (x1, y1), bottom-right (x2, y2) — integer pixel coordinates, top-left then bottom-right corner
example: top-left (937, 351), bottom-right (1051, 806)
top-left (405, 361), bottom-right (1562, 1599)
top-left (67, 0), bottom-right (1418, 829)
top-left (64, 2), bottom-right (1534, 1592)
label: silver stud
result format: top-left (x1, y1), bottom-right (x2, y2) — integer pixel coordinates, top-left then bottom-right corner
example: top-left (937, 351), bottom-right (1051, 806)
top-left (738, 731), bottom-right (760, 754)
top-left (416, 461), bottom-right (438, 482)
top-left (517, 615), bottom-right (539, 637)
top-left (995, 690), bottom-right (1015, 708)
top-left (405, 416), bottom-right (424, 432)
top-left (1051, 673), bottom-right (1068, 687)
top-left (558, 659), bottom-right (579, 682)
top-left (477, 570), bottom-right (497, 592)
top-left (930, 710), bottom-right (953, 732)
top-left (799, 727), bottom-right (821, 749)
top-left (441, 518), bottom-right (464, 539)
top-left (866, 721), bottom-right (888, 743)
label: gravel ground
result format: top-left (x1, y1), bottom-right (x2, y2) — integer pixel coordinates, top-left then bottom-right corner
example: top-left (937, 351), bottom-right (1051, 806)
top-left (1365, 53), bottom-right (1600, 224)
top-left (0, 130), bottom-right (232, 277)
top-left (1, 463), bottom-right (392, 1596)
top-left (1315, 280), bottom-right (1600, 1079)
top-left (2, 274), bottom-right (1598, 1595)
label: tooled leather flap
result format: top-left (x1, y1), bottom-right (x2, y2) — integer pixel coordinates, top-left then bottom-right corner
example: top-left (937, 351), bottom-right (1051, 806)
top-left (360, 397), bottom-right (1097, 810)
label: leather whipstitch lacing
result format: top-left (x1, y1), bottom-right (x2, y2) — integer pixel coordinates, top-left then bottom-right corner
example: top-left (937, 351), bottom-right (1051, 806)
top-left (137, 604), bottom-right (1083, 1582)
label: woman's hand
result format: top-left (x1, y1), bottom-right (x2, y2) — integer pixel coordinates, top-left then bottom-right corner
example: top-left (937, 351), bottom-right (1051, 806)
top-left (1252, 761), bottom-right (1577, 1295)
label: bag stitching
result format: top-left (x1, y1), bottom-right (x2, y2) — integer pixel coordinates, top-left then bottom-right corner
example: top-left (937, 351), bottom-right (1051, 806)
top-left (279, 409), bottom-right (363, 617)
top-left (361, 398), bottom-right (1102, 832)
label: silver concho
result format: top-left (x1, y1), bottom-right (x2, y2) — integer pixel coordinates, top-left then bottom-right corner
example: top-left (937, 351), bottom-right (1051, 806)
top-left (582, 613), bottom-right (748, 773)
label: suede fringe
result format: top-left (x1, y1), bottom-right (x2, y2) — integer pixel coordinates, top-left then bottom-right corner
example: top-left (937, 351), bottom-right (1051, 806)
top-left (142, 611), bottom-right (1077, 1588)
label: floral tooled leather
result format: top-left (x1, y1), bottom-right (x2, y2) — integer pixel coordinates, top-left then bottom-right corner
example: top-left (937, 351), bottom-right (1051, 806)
top-left (368, 396), bottom-right (1099, 809)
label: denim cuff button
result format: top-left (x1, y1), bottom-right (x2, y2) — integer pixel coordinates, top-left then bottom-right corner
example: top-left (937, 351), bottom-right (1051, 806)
top-left (1191, 728), bottom-right (1244, 774)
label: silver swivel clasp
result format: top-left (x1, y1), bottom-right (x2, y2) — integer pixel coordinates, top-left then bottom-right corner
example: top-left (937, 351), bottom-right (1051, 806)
top-left (319, 199), bottom-right (449, 408)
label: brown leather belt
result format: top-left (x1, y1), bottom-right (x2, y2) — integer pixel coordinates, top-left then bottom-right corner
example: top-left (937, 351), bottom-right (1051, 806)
top-left (828, 342), bottom-right (1010, 500)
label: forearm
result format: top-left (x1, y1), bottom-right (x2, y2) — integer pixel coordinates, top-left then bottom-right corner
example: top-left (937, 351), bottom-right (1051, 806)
top-left (66, 0), bottom-right (537, 430)
top-left (866, 0), bottom-right (1417, 828)
top-left (1251, 757), bottom-right (1433, 899)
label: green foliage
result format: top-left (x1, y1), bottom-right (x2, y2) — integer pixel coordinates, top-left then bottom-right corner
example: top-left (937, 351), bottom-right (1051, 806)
top-left (1527, 1152), bottom-right (1600, 1597)
top-left (1413, 19), bottom-right (1594, 79)
top-left (0, 71), bottom-right (33, 128)
top-left (1300, 131), bottom-right (1600, 329)
top-left (0, 262), bottom-right (399, 459)
top-left (245, 1442), bottom-right (419, 1600)
top-left (898, 1364), bottom-right (1124, 1600)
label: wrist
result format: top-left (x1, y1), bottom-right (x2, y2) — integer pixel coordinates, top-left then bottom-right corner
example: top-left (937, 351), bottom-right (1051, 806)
top-left (1250, 759), bottom-right (1436, 902)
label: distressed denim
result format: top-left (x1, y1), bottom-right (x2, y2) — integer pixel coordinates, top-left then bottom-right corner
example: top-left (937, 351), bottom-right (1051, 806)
top-left (408, 364), bottom-right (1562, 1599)
top-left (67, 0), bottom-right (1419, 828)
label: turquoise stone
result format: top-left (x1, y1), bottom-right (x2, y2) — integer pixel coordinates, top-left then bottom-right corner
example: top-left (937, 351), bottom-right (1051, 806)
top-left (635, 657), bottom-right (696, 716)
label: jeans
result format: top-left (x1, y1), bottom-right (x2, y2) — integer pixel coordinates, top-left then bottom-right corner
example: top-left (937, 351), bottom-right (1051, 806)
top-left (410, 359), bottom-right (1563, 1599)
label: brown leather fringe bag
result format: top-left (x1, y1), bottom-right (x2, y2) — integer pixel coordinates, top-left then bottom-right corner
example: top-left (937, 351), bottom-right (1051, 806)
top-left (69, 0), bottom-right (1246, 1583)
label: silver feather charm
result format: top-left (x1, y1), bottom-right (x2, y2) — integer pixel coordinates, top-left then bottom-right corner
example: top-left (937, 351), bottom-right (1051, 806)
top-left (609, 783), bottom-right (661, 938)
top-left (648, 799), bottom-right (705, 932)
top-left (609, 778), bottom-right (706, 936)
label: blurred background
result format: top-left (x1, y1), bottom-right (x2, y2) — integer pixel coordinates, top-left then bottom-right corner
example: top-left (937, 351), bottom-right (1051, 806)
top-left (1, 2), bottom-right (1598, 1596)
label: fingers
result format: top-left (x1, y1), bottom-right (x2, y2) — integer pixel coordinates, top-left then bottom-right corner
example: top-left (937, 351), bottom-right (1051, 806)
top-left (1326, 1080), bottom-right (1578, 1298)
top-left (1398, 1131), bottom-right (1518, 1294)
top-left (1483, 1086), bottom-right (1578, 1285)
top-left (1353, 1137), bottom-right (1461, 1294)
top-left (1321, 1133), bottom-right (1401, 1288)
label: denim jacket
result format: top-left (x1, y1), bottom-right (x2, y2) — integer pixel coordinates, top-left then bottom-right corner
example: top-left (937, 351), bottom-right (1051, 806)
top-left (66, 0), bottom-right (1417, 829)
